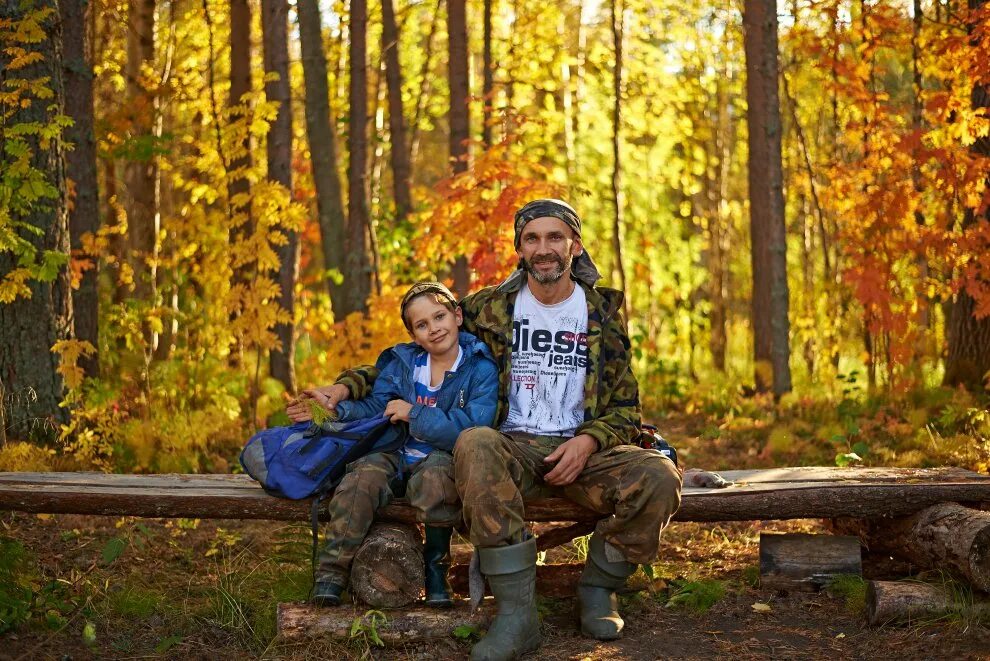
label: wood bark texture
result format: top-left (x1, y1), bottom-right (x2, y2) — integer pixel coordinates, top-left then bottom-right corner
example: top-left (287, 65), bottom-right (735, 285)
top-left (866, 580), bottom-right (990, 625)
top-left (381, 0), bottom-right (412, 223)
top-left (447, 0), bottom-right (470, 296)
top-left (228, 0), bottom-right (254, 292)
top-left (3, 468), bottom-right (990, 523)
top-left (278, 599), bottom-right (494, 642)
top-left (831, 502), bottom-right (990, 592)
top-left (0, 0), bottom-right (72, 441)
top-left (346, 0), bottom-right (373, 314)
top-left (759, 533), bottom-right (861, 591)
top-left (59, 0), bottom-right (99, 377)
top-left (743, 0), bottom-right (792, 396)
top-left (297, 0), bottom-right (348, 312)
top-left (350, 522), bottom-right (424, 608)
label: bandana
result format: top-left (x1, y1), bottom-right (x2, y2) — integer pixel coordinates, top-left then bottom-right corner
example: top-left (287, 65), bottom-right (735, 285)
top-left (500, 199), bottom-right (601, 290)
top-left (400, 281), bottom-right (458, 322)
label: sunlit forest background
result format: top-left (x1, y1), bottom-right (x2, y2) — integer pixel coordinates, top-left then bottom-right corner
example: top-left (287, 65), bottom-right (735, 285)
top-left (2, 0), bottom-right (990, 474)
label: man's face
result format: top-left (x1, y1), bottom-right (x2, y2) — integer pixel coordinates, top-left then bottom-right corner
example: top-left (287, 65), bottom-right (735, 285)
top-left (517, 216), bottom-right (583, 285)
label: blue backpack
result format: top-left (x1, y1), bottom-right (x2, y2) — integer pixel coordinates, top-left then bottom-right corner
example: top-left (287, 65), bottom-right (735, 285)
top-left (240, 416), bottom-right (407, 566)
top-left (239, 416), bottom-right (404, 500)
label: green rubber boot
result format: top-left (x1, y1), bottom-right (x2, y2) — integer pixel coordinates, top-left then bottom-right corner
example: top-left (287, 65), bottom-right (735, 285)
top-left (577, 533), bottom-right (636, 640)
top-left (470, 538), bottom-right (542, 661)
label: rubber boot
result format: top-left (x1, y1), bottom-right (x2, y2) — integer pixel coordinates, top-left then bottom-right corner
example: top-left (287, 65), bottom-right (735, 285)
top-left (576, 533), bottom-right (636, 640)
top-left (424, 526), bottom-right (454, 608)
top-left (470, 538), bottom-right (542, 661)
top-left (311, 580), bottom-right (345, 607)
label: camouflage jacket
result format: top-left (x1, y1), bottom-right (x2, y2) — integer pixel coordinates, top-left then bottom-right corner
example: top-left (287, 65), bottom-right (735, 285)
top-left (336, 276), bottom-right (642, 451)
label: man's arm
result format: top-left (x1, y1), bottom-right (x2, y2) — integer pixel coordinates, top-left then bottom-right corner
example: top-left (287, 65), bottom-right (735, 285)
top-left (285, 364), bottom-right (381, 423)
top-left (574, 307), bottom-right (641, 451)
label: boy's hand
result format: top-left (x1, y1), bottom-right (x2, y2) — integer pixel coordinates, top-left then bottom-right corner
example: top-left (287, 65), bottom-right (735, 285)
top-left (384, 399), bottom-right (413, 423)
top-left (543, 434), bottom-right (597, 486)
top-left (287, 384), bottom-right (350, 422)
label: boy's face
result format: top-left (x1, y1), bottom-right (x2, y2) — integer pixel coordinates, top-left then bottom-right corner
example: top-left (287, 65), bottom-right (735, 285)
top-left (516, 216), bottom-right (583, 285)
top-left (405, 296), bottom-right (462, 357)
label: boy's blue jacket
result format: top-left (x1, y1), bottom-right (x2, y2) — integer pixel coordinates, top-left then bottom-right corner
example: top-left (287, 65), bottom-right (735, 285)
top-left (334, 331), bottom-right (498, 452)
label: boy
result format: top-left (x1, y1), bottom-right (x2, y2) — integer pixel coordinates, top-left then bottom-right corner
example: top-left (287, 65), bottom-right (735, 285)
top-left (305, 281), bottom-right (498, 607)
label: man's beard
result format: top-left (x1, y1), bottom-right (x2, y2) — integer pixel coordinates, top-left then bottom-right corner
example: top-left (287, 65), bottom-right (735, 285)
top-left (521, 252), bottom-right (573, 284)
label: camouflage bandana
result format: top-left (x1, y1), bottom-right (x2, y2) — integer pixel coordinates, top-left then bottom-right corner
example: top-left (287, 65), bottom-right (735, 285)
top-left (500, 198), bottom-right (601, 290)
top-left (400, 281), bottom-right (458, 321)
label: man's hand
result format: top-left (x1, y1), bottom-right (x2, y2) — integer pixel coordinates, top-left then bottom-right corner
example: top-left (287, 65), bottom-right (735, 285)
top-left (384, 399), bottom-right (413, 423)
top-left (543, 434), bottom-right (597, 486)
top-left (286, 384), bottom-right (350, 422)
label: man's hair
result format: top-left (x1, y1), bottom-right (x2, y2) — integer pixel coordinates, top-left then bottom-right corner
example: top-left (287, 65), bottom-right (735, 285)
top-left (400, 281), bottom-right (458, 331)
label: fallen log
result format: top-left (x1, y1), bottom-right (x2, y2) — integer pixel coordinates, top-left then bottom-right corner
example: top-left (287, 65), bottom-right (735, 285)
top-left (759, 533), bottom-right (861, 591)
top-left (350, 522), bottom-right (423, 608)
top-left (831, 502), bottom-right (990, 592)
top-left (278, 599), bottom-right (495, 643)
top-left (450, 562), bottom-right (585, 598)
top-left (866, 580), bottom-right (990, 625)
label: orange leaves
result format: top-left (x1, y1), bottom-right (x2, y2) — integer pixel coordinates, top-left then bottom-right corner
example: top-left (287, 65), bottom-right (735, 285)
top-left (414, 132), bottom-right (564, 290)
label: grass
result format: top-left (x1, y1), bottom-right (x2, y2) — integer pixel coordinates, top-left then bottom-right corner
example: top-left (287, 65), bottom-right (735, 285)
top-left (825, 574), bottom-right (867, 615)
top-left (663, 578), bottom-right (727, 614)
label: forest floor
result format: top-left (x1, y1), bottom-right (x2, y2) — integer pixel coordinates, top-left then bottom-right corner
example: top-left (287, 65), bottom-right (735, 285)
top-left (2, 413), bottom-right (990, 660)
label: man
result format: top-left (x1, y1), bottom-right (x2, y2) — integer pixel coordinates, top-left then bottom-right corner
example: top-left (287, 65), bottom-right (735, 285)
top-left (290, 199), bottom-right (682, 661)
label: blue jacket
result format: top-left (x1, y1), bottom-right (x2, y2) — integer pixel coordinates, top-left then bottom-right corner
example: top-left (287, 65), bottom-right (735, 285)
top-left (334, 332), bottom-right (498, 452)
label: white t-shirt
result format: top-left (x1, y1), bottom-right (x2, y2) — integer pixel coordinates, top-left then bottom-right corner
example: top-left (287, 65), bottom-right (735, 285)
top-left (501, 282), bottom-right (588, 437)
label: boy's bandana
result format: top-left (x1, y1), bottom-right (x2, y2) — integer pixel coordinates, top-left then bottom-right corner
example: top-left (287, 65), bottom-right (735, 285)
top-left (400, 281), bottom-right (458, 320)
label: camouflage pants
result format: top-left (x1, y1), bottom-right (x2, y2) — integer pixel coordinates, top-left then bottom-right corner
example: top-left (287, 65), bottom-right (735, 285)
top-left (453, 428), bottom-right (682, 564)
top-left (315, 449), bottom-right (459, 585)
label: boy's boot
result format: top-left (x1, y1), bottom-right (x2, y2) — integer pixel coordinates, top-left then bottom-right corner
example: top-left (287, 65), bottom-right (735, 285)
top-left (311, 579), bottom-right (345, 607)
top-left (470, 538), bottom-right (542, 661)
top-left (576, 533), bottom-right (636, 640)
top-left (424, 526), bottom-right (454, 608)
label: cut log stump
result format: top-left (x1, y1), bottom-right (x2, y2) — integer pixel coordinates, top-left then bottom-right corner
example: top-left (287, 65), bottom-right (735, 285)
top-left (866, 580), bottom-right (990, 625)
top-left (760, 533), bottom-right (861, 591)
top-left (832, 502), bottom-right (990, 592)
top-left (278, 599), bottom-right (495, 643)
top-left (350, 522), bottom-right (423, 608)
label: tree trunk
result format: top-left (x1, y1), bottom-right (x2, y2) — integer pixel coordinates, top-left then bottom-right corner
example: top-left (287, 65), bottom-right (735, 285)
top-left (743, 0), bottom-right (792, 397)
top-left (228, 0), bottom-right (254, 296)
top-left (297, 0), bottom-right (349, 315)
top-left (447, 0), bottom-right (470, 296)
top-left (346, 0), bottom-right (373, 314)
top-left (350, 522), bottom-right (424, 608)
top-left (708, 66), bottom-right (732, 372)
top-left (261, 0), bottom-right (298, 392)
top-left (0, 0), bottom-right (72, 442)
top-left (482, 0), bottom-right (494, 147)
top-left (60, 0), bottom-right (99, 378)
top-left (124, 0), bottom-right (158, 304)
top-left (944, 0), bottom-right (990, 391)
top-left (609, 0), bottom-right (627, 302)
top-left (409, 0), bottom-right (442, 166)
top-left (381, 0), bottom-right (412, 224)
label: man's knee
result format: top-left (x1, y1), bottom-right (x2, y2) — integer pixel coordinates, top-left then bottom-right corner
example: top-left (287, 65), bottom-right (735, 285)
top-left (637, 452), bottom-right (683, 509)
top-left (453, 426), bottom-right (507, 466)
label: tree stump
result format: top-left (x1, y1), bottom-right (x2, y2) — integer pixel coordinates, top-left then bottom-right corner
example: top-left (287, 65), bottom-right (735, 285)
top-left (350, 522), bottom-right (424, 608)
top-left (759, 533), bottom-right (861, 591)
top-left (832, 502), bottom-right (990, 592)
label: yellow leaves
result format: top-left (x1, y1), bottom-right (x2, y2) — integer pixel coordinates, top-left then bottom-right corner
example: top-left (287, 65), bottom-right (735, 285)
top-left (0, 267), bottom-right (32, 303)
top-left (51, 339), bottom-right (96, 390)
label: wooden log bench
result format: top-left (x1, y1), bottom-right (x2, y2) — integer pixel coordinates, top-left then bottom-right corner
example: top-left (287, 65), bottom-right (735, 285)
top-left (3, 466), bottom-right (990, 638)
top-left (4, 466), bottom-right (988, 525)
